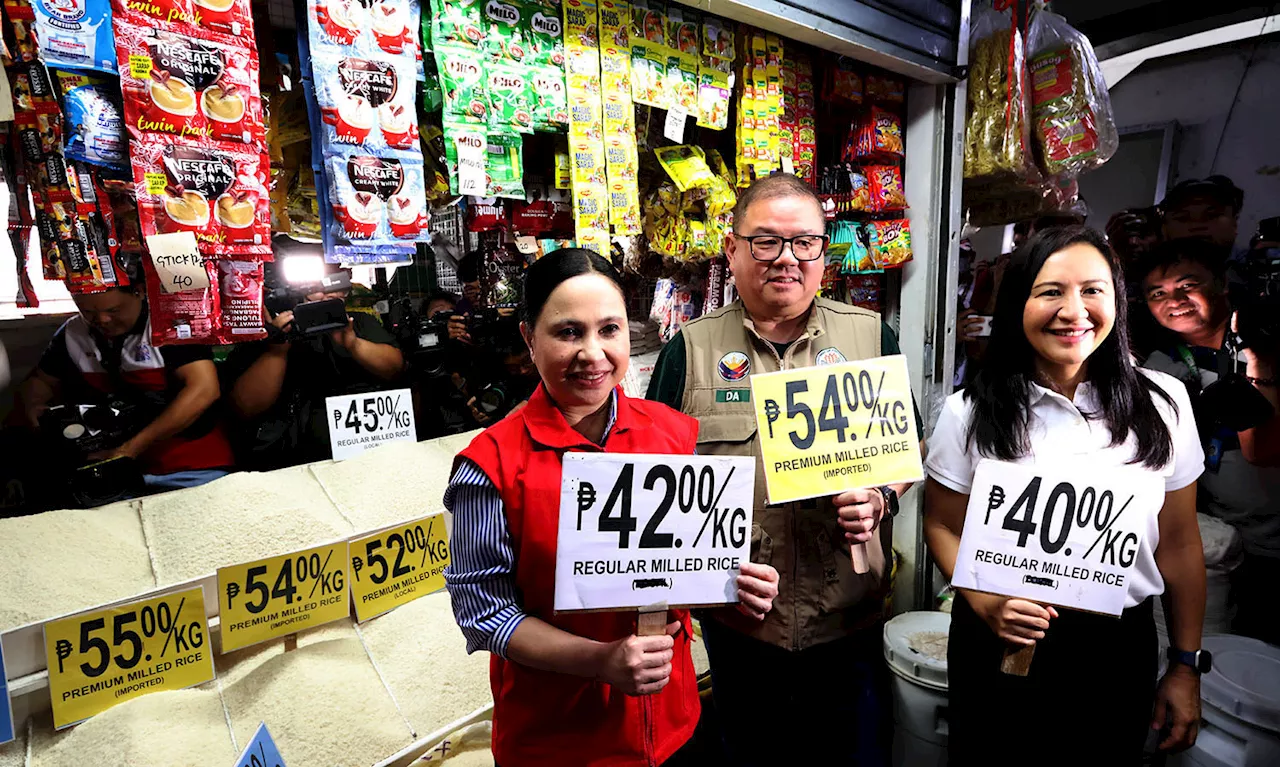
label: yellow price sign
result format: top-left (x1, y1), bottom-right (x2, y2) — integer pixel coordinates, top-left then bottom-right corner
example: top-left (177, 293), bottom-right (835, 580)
top-left (750, 355), bottom-right (923, 505)
top-left (217, 541), bottom-right (350, 653)
top-left (349, 513), bottom-right (450, 622)
top-left (128, 54), bottom-right (152, 79)
top-left (43, 587), bottom-right (214, 729)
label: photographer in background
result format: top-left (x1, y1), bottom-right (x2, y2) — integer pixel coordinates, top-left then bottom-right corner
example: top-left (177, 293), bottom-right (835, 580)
top-left (9, 282), bottom-right (233, 496)
top-left (226, 239), bottom-right (403, 469)
top-left (1161, 176), bottom-right (1245, 255)
top-left (393, 291), bottom-right (476, 438)
top-left (1139, 237), bottom-right (1280, 645)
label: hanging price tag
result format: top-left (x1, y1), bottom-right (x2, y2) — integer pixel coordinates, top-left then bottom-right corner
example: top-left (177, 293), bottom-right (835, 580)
top-left (234, 722), bottom-right (286, 767)
top-left (750, 355), bottom-right (923, 505)
top-left (952, 460), bottom-right (1163, 616)
top-left (456, 135), bottom-right (487, 196)
top-left (43, 587), bottom-right (215, 729)
top-left (555, 453), bottom-right (756, 612)
top-left (145, 232), bottom-right (209, 294)
top-left (349, 513), bottom-right (450, 622)
top-left (781, 155), bottom-right (795, 174)
top-left (217, 541), bottom-right (350, 653)
top-left (664, 106), bottom-right (688, 143)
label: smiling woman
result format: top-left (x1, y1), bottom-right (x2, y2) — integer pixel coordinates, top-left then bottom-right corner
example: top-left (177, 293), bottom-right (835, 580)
top-left (923, 226), bottom-right (1211, 765)
top-left (442, 247), bottom-right (782, 767)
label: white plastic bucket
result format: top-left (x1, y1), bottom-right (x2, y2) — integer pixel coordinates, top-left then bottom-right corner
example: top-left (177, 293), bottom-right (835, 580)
top-left (1171, 634), bottom-right (1280, 767)
top-left (884, 611), bottom-right (951, 767)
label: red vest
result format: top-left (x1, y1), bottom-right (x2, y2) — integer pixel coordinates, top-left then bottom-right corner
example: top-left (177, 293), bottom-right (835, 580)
top-left (458, 385), bottom-right (700, 767)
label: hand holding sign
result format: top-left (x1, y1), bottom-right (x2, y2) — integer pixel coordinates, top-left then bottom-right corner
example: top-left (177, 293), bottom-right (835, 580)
top-left (751, 355), bottom-right (923, 573)
top-left (555, 454), bottom-right (755, 612)
top-left (952, 459), bottom-right (1163, 674)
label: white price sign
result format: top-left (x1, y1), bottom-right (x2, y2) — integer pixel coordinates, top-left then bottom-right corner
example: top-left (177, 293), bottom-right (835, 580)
top-left (456, 135), bottom-right (487, 195)
top-left (952, 459), bottom-right (1163, 616)
top-left (326, 388), bottom-right (416, 460)
top-left (664, 106), bottom-right (688, 143)
top-left (555, 454), bottom-right (755, 612)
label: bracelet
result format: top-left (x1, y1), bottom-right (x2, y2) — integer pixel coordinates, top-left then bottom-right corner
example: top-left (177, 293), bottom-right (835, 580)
top-left (1247, 376), bottom-right (1277, 387)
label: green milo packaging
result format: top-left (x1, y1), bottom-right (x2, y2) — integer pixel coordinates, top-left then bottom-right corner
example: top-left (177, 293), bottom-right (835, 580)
top-left (529, 64), bottom-right (568, 130)
top-left (529, 0), bottom-right (565, 68)
top-left (481, 0), bottom-right (530, 63)
top-left (486, 132), bottom-right (526, 199)
top-left (433, 0), bottom-right (486, 49)
top-left (437, 44), bottom-right (489, 124)
top-left (487, 61), bottom-right (535, 134)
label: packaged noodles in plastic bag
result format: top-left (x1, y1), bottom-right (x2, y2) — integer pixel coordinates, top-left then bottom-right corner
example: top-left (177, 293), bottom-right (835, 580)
top-left (963, 1), bottom-right (1037, 185)
top-left (1026, 7), bottom-right (1117, 177)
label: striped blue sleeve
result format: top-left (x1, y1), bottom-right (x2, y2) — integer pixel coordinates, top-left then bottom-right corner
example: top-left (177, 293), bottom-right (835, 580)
top-left (443, 459), bottom-right (526, 659)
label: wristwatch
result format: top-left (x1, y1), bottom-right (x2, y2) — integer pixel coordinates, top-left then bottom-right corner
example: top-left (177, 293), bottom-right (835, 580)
top-left (877, 486), bottom-right (900, 519)
top-left (1167, 646), bottom-right (1213, 674)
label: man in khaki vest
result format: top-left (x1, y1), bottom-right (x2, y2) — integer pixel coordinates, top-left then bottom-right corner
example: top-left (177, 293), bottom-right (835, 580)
top-left (647, 174), bottom-right (923, 766)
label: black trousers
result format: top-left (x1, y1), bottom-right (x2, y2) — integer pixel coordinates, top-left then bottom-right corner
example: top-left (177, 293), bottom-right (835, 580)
top-left (948, 595), bottom-right (1157, 766)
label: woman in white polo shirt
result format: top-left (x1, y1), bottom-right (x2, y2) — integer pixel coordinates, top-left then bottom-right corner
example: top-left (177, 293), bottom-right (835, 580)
top-left (924, 226), bottom-right (1208, 764)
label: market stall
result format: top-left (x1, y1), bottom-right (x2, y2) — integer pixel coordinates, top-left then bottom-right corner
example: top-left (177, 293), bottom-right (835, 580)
top-left (0, 0), bottom-right (971, 761)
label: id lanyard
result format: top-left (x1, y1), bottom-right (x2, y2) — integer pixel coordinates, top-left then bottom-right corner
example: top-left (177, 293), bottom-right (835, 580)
top-left (1176, 344), bottom-right (1233, 473)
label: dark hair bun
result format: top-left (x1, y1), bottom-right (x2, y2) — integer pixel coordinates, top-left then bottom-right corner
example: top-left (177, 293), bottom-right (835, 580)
top-left (521, 248), bottom-right (625, 326)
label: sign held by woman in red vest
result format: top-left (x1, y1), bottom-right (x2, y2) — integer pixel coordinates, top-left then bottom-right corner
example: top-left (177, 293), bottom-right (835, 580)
top-left (555, 453), bottom-right (756, 612)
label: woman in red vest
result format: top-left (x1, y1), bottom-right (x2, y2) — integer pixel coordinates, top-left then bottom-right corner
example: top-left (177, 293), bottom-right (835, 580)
top-left (445, 248), bottom-right (779, 766)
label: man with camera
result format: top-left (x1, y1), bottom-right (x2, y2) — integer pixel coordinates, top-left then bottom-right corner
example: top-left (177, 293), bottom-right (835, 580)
top-left (226, 242), bottom-right (404, 469)
top-left (9, 283), bottom-right (234, 498)
top-left (1139, 237), bottom-right (1280, 645)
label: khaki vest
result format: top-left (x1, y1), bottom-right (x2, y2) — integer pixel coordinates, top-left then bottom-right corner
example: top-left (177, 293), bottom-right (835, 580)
top-left (681, 297), bottom-right (887, 651)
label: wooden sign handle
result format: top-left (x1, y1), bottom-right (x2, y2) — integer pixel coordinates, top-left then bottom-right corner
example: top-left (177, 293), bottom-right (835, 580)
top-left (1001, 643), bottom-right (1035, 676)
top-left (851, 542), bottom-right (870, 574)
top-left (637, 609), bottom-right (668, 637)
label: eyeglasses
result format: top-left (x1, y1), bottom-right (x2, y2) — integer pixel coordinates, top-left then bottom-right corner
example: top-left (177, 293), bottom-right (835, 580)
top-left (735, 233), bottom-right (830, 262)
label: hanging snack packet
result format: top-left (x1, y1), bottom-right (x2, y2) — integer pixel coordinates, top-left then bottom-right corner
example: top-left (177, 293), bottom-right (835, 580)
top-left (865, 164), bottom-right (906, 212)
top-left (132, 137), bottom-right (271, 256)
top-left (116, 26), bottom-right (265, 146)
top-left (325, 150), bottom-right (431, 249)
top-left (702, 16), bottom-right (732, 61)
top-left (466, 196), bottom-right (508, 231)
top-left (869, 218), bottom-right (912, 267)
top-left (628, 0), bottom-right (664, 107)
top-left (827, 56), bottom-right (861, 103)
top-left (530, 66), bottom-right (568, 128)
top-left (562, 0), bottom-right (599, 76)
top-left (655, 144), bottom-right (714, 192)
top-left (569, 135), bottom-right (606, 185)
top-left (56, 70), bottom-right (127, 169)
top-left (487, 61), bottom-right (534, 133)
top-left (482, 0), bottom-right (528, 63)
top-left (192, 0), bottom-right (255, 38)
top-left (218, 259), bottom-right (266, 343)
top-left (528, 0), bottom-right (565, 66)
top-left (432, 0), bottom-right (485, 48)
top-left (145, 257), bottom-right (220, 346)
top-left (696, 54), bottom-right (730, 130)
top-left (865, 74), bottom-right (904, 104)
top-left (314, 53), bottom-right (420, 153)
top-left (486, 132), bottom-right (525, 198)
top-left (436, 43), bottom-right (489, 123)
top-left (33, 0), bottom-right (116, 72)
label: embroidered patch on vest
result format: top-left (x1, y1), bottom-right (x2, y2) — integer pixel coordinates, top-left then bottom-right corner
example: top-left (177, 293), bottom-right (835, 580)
top-left (816, 347), bottom-right (846, 366)
top-left (717, 352), bottom-right (751, 381)
top-left (715, 389), bottom-right (750, 403)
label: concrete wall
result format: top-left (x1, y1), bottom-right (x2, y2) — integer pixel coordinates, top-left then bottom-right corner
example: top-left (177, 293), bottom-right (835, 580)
top-left (1103, 36), bottom-right (1280, 248)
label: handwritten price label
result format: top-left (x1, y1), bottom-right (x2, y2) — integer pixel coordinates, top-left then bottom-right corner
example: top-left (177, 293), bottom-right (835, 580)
top-left (217, 542), bottom-right (350, 653)
top-left (555, 454), bottom-right (755, 611)
top-left (750, 355), bottom-right (923, 504)
top-left (43, 587), bottom-right (214, 729)
top-left (952, 459), bottom-right (1164, 615)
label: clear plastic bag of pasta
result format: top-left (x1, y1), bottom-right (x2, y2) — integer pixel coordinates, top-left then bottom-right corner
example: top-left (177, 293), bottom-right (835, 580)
top-left (963, 1), bottom-right (1039, 185)
top-left (1026, 7), bottom-right (1118, 177)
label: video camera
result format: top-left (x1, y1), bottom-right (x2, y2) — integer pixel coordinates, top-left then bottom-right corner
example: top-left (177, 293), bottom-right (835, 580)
top-left (37, 400), bottom-right (148, 507)
top-left (1231, 217), bottom-right (1280, 352)
top-left (466, 307), bottom-right (521, 351)
top-left (389, 298), bottom-right (454, 378)
top-left (265, 270), bottom-right (352, 337)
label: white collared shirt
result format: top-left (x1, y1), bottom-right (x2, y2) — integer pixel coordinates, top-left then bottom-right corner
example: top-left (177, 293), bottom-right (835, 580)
top-left (926, 369), bottom-right (1205, 606)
